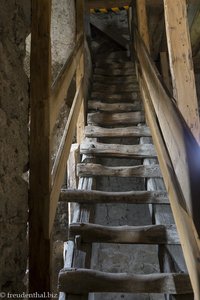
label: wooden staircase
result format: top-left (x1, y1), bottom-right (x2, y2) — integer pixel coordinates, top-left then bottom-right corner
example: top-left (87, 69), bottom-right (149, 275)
top-left (58, 47), bottom-right (193, 299)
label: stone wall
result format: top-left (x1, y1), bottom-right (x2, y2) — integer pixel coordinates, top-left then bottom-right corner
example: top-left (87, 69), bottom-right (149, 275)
top-left (0, 0), bottom-right (30, 293)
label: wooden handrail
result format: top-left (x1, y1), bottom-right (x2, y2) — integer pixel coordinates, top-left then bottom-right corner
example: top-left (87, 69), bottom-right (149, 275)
top-left (130, 20), bottom-right (200, 298)
top-left (50, 35), bottom-right (84, 134)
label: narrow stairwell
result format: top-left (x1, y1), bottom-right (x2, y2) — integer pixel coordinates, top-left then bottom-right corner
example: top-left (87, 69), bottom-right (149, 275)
top-left (58, 36), bottom-right (193, 299)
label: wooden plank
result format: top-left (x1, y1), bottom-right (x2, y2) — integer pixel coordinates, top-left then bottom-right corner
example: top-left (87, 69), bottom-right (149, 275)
top-left (134, 27), bottom-right (200, 235)
top-left (80, 141), bottom-right (156, 158)
top-left (29, 0), bottom-right (52, 293)
top-left (95, 61), bottom-right (134, 68)
top-left (60, 189), bottom-right (169, 204)
top-left (59, 268), bottom-right (192, 294)
top-left (140, 80), bottom-right (200, 298)
top-left (85, 125), bottom-right (151, 138)
top-left (88, 101), bottom-right (141, 112)
top-left (91, 91), bottom-right (140, 102)
top-left (49, 81), bottom-right (83, 236)
top-left (93, 82), bottom-right (139, 93)
top-left (90, 21), bottom-right (129, 50)
top-left (94, 68), bottom-right (135, 76)
top-left (136, 0), bottom-right (150, 52)
top-left (70, 222), bottom-right (180, 245)
top-left (87, 111), bottom-right (144, 125)
top-left (93, 74), bottom-right (136, 84)
top-left (164, 0), bottom-right (200, 142)
top-left (77, 163), bottom-right (161, 178)
top-left (86, 0), bottom-right (131, 9)
top-left (50, 36), bottom-right (84, 134)
top-left (160, 51), bottom-right (171, 92)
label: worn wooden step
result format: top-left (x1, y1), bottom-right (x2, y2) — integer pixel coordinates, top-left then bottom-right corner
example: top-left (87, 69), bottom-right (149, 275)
top-left (96, 51), bottom-right (129, 60)
top-left (87, 112), bottom-right (145, 126)
top-left (70, 223), bottom-right (180, 245)
top-left (88, 101), bottom-right (141, 112)
top-left (80, 141), bottom-right (157, 158)
top-left (93, 82), bottom-right (139, 93)
top-left (60, 189), bottom-right (169, 204)
top-left (93, 74), bottom-right (137, 84)
top-left (59, 268), bottom-right (192, 294)
top-left (77, 163), bottom-right (162, 178)
top-left (95, 61), bottom-right (135, 69)
top-left (91, 91), bottom-right (140, 102)
top-left (85, 125), bottom-right (151, 138)
top-left (94, 67), bottom-right (135, 76)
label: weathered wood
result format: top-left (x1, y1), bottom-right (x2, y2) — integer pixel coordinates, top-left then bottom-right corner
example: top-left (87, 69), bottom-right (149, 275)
top-left (77, 163), bottom-right (161, 178)
top-left (88, 101), bottom-right (141, 112)
top-left (134, 26), bottom-right (200, 235)
top-left (93, 74), bottom-right (136, 84)
top-left (80, 141), bottom-right (156, 158)
top-left (160, 51), bottom-right (171, 92)
top-left (87, 111), bottom-right (144, 126)
top-left (164, 0), bottom-right (200, 142)
top-left (51, 36), bottom-right (84, 134)
top-left (29, 0), bottom-right (52, 293)
top-left (136, 0), bottom-right (150, 52)
top-left (95, 61), bottom-right (134, 68)
top-left (49, 81), bottom-right (84, 236)
top-left (93, 82), bottom-right (139, 93)
top-left (94, 68), bottom-right (135, 76)
top-left (140, 80), bottom-right (200, 298)
top-left (60, 189), bottom-right (169, 204)
top-left (70, 223), bottom-right (179, 245)
top-left (85, 125), bottom-right (151, 138)
top-left (59, 268), bottom-right (192, 294)
top-left (91, 91), bottom-right (140, 102)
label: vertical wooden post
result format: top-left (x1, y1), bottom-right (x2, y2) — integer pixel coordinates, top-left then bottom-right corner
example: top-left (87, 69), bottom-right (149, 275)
top-left (164, 0), bottom-right (200, 142)
top-left (29, 0), bottom-right (52, 293)
top-left (76, 0), bottom-right (85, 145)
top-left (136, 0), bottom-right (150, 52)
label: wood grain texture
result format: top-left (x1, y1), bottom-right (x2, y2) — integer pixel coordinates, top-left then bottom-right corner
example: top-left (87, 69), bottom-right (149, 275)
top-left (70, 222), bottom-right (180, 244)
top-left (59, 268), bottom-right (192, 294)
top-left (77, 163), bottom-right (161, 178)
top-left (60, 189), bottom-right (169, 204)
top-left (87, 111), bottom-right (144, 125)
top-left (164, 0), bottom-right (200, 141)
top-left (85, 125), bottom-right (150, 138)
top-left (88, 101), bottom-right (141, 112)
top-left (80, 141), bottom-right (156, 158)
top-left (91, 91), bottom-right (140, 102)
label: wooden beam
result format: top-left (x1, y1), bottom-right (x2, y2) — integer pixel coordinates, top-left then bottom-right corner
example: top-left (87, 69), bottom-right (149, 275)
top-left (77, 163), bottom-right (161, 178)
top-left (59, 268), bottom-right (192, 294)
top-left (160, 51), bottom-right (171, 91)
top-left (136, 0), bottom-right (150, 52)
top-left (70, 222), bottom-right (180, 244)
top-left (164, 0), bottom-right (200, 142)
top-left (80, 141), bottom-right (156, 158)
top-left (29, 0), bottom-right (52, 293)
top-left (49, 81), bottom-right (83, 237)
top-left (60, 189), bottom-right (169, 204)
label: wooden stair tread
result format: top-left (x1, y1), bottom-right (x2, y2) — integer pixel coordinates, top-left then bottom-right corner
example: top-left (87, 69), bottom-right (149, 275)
top-left (59, 268), bottom-right (192, 294)
top-left (88, 100), bottom-right (142, 112)
top-left (93, 82), bottom-right (139, 93)
top-left (85, 125), bottom-right (151, 138)
top-left (95, 61), bottom-right (135, 68)
top-left (87, 111), bottom-right (145, 125)
top-left (69, 222), bottom-right (180, 245)
top-left (60, 189), bottom-right (169, 204)
top-left (91, 91), bottom-right (140, 102)
top-left (93, 74), bottom-right (137, 84)
top-left (94, 67), bottom-right (136, 76)
top-left (77, 163), bottom-right (162, 178)
top-left (80, 141), bottom-right (157, 158)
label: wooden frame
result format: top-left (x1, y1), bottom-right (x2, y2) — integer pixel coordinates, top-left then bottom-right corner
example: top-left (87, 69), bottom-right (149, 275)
top-left (30, 0), bottom-right (85, 292)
